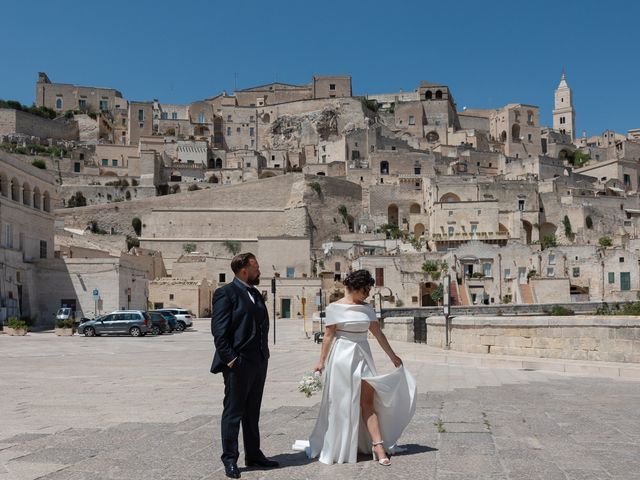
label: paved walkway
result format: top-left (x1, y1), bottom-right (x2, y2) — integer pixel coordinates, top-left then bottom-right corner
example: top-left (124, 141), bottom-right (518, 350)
top-left (1, 319), bottom-right (639, 479)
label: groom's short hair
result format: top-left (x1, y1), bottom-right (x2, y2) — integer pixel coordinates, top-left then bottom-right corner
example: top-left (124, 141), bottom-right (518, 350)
top-left (231, 252), bottom-right (256, 274)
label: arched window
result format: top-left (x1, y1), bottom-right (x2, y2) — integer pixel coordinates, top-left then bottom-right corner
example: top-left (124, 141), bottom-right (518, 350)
top-left (426, 131), bottom-right (439, 143)
top-left (435, 90), bottom-right (443, 99)
top-left (22, 182), bottom-right (31, 206)
top-left (500, 130), bottom-right (507, 142)
top-left (0, 172), bottom-right (7, 197)
top-left (380, 161), bottom-right (389, 175)
top-left (511, 124), bottom-right (521, 142)
top-left (439, 192), bottom-right (460, 203)
top-left (33, 187), bottom-right (41, 209)
top-left (43, 191), bottom-right (51, 212)
top-left (527, 110), bottom-right (534, 124)
top-left (215, 158), bottom-right (223, 169)
top-left (55, 98), bottom-right (63, 110)
top-left (410, 203), bottom-right (421, 214)
top-left (10, 178), bottom-right (20, 202)
top-left (425, 91), bottom-right (433, 100)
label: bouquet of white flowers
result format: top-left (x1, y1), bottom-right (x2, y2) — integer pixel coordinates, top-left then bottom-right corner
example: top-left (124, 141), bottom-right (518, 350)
top-left (298, 371), bottom-right (323, 398)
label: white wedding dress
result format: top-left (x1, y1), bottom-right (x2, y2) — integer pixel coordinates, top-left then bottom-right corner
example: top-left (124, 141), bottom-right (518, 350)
top-left (299, 302), bottom-right (417, 465)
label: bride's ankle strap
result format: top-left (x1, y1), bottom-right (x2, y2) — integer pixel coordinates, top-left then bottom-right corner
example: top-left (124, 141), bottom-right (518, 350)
top-left (372, 440), bottom-right (384, 446)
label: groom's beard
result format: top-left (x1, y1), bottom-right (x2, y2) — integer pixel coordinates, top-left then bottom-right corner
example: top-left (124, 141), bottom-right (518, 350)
top-left (248, 276), bottom-right (260, 286)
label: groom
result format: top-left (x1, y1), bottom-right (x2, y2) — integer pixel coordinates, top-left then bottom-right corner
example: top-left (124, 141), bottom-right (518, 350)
top-left (211, 252), bottom-right (279, 478)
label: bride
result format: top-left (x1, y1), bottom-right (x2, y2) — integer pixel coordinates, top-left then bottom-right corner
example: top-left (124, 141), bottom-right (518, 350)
top-left (304, 269), bottom-right (416, 465)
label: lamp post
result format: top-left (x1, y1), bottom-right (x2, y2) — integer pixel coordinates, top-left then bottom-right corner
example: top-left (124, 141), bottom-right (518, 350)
top-left (443, 274), bottom-right (451, 349)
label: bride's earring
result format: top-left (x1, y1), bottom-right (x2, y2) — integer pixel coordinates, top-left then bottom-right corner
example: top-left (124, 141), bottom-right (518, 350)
top-left (371, 440), bottom-right (391, 466)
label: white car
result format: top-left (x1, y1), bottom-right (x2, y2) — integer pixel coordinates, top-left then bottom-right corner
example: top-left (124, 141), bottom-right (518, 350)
top-left (154, 308), bottom-right (193, 331)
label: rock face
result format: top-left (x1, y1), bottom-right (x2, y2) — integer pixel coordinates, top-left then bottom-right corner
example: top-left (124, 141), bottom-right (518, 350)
top-left (75, 114), bottom-right (99, 142)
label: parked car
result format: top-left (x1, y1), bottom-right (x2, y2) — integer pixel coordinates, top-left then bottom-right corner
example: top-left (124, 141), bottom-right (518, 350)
top-left (154, 308), bottom-right (193, 331)
top-left (149, 310), bottom-right (178, 332)
top-left (148, 311), bottom-right (170, 335)
top-left (56, 307), bottom-right (73, 321)
top-left (78, 310), bottom-right (152, 337)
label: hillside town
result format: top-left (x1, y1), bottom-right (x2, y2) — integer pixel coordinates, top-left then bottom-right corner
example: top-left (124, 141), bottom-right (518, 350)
top-left (2, 71), bottom-right (640, 327)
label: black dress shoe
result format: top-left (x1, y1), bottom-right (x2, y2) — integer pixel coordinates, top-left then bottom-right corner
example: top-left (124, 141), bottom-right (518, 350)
top-left (245, 457), bottom-right (279, 468)
top-left (223, 461), bottom-right (241, 478)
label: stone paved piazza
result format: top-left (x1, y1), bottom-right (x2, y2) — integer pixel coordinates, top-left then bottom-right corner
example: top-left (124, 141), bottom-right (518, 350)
top-left (1, 320), bottom-right (639, 479)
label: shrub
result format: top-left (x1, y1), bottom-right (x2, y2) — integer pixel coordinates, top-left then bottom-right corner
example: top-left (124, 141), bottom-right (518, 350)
top-left (338, 205), bottom-right (348, 219)
top-left (169, 184), bottom-right (180, 194)
top-left (598, 235), bottom-right (612, 247)
top-left (540, 234), bottom-right (557, 250)
top-left (32, 159), bottom-right (46, 169)
top-left (309, 182), bottom-right (322, 195)
top-left (7, 317), bottom-right (27, 330)
top-left (361, 98), bottom-right (379, 112)
top-left (571, 150), bottom-right (590, 168)
top-left (430, 284), bottom-right (444, 304)
top-left (55, 318), bottom-right (74, 329)
top-left (88, 219), bottom-right (107, 235)
top-left (131, 178), bottom-right (139, 186)
top-left (126, 235), bottom-right (140, 251)
top-left (183, 243), bottom-right (196, 253)
top-left (527, 269), bottom-right (538, 279)
top-left (132, 217), bottom-right (142, 236)
top-left (188, 183), bottom-right (201, 191)
top-left (547, 305), bottom-right (574, 316)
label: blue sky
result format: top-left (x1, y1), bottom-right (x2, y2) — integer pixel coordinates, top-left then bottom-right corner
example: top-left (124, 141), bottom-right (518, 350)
top-left (1, 0), bottom-right (638, 136)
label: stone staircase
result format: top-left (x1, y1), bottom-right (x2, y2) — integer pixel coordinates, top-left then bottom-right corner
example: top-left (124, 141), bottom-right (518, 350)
top-left (519, 282), bottom-right (535, 304)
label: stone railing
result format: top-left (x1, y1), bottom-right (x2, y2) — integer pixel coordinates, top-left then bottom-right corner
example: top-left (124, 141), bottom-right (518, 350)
top-left (382, 315), bottom-right (640, 363)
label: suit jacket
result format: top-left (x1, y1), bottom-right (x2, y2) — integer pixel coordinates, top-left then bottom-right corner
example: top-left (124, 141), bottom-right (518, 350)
top-left (210, 278), bottom-right (270, 374)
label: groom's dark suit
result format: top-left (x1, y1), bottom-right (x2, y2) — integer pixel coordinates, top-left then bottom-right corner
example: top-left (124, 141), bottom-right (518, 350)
top-left (211, 278), bottom-right (270, 465)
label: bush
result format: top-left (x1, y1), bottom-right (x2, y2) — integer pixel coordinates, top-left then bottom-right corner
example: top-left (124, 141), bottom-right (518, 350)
top-left (88, 219), bottom-right (107, 235)
top-left (55, 318), bottom-right (74, 329)
top-left (540, 234), bottom-right (557, 250)
top-left (547, 305), bottom-right (574, 316)
top-left (32, 159), bottom-right (46, 169)
top-left (131, 178), bottom-right (139, 186)
top-left (309, 182), bottom-right (322, 195)
top-left (338, 205), bottom-right (348, 219)
top-left (169, 184), bottom-right (180, 194)
top-left (361, 98), bottom-right (379, 112)
top-left (598, 236), bottom-right (612, 247)
top-left (0, 100), bottom-right (56, 119)
top-left (571, 150), bottom-right (590, 168)
top-left (430, 284), bottom-right (444, 304)
top-left (563, 215), bottom-right (574, 241)
top-left (126, 235), bottom-right (140, 251)
top-left (183, 243), bottom-right (196, 253)
top-left (188, 184), bottom-right (201, 191)
top-left (7, 317), bottom-right (27, 330)
top-left (132, 217), bottom-right (142, 236)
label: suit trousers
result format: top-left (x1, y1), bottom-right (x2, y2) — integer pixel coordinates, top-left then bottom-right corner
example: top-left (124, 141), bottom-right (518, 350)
top-left (220, 354), bottom-right (268, 463)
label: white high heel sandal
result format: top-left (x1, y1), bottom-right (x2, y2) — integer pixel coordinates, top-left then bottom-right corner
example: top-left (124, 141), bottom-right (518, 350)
top-left (371, 440), bottom-right (391, 466)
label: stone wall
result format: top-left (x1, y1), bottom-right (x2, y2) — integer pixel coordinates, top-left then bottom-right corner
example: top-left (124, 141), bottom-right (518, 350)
top-left (409, 315), bottom-right (640, 363)
top-left (0, 109), bottom-right (78, 140)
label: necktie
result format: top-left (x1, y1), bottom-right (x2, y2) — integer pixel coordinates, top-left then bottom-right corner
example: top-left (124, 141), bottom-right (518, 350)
top-left (247, 287), bottom-right (261, 303)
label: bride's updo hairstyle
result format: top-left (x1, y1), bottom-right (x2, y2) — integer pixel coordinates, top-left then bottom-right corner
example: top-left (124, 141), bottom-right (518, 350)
top-left (343, 269), bottom-right (375, 291)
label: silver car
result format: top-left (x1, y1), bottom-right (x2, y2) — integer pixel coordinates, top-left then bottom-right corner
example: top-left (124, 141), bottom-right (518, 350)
top-left (78, 310), bottom-right (152, 337)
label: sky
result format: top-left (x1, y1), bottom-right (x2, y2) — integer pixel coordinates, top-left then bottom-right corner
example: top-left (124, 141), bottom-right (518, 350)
top-left (1, 0), bottom-right (638, 136)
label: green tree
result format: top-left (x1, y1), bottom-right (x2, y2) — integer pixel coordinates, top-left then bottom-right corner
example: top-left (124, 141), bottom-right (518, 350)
top-left (541, 234), bottom-right (557, 250)
top-left (183, 243), bottom-right (196, 253)
top-left (131, 217), bottom-right (142, 236)
top-left (563, 215), bottom-right (575, 241)
top-left (430, 284), bottom-right (444, 305)
top-left (31, 159), bottom-right (46, 169)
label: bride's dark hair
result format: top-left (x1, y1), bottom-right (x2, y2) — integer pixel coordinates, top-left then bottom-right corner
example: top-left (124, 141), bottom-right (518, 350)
top-left (343, 269), bottom-right (375, 291)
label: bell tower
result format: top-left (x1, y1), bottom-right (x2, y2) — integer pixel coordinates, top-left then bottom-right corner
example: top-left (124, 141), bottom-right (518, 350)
top-left (552, 70), bottom-right (576, 141)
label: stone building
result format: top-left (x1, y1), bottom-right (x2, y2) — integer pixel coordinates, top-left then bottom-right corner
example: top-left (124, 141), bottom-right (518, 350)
top-left (552, 72), bottom-right (576, 141)
top-left (0, 152), bottom-right (57, 322)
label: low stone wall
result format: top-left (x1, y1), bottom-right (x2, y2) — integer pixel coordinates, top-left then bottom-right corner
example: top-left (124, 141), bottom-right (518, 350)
top-left (384, 315), bottom-right (640, 363)
top-left (436, 316), bottom-right (640, 363)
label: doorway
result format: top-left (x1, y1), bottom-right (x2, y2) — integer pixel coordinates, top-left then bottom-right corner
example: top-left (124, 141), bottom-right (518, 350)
top-left (280, 298), bottom-right (291, 319)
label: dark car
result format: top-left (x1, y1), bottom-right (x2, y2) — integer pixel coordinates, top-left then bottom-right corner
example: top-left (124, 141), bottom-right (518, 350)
top-left (150, 310), bottom-right (178, 332)
top-left (78, 310), bottom-right (152, 337)
top-left (148, 311), bottom-right (169, 335)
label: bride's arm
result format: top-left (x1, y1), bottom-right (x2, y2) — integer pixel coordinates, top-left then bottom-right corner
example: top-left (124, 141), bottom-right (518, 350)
top-left (314, 325), bottom-right (336, 374)
top-left (369, 322), bottom-right (403, 367)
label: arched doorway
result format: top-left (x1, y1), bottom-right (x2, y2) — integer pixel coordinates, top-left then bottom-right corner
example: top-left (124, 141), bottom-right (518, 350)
top-left (540, 222), bottom-right (557, 238)
top-left (512, 124), bottom-right (521, 142)
top-left (11, 178), bottom-right (20, 202)
top-left (346, 215), bottom-right (355, 233)
top-left (521, 220), bottom-right (532, 244)
top-left (421, 282), bottom-right (437, 306)
top-left (387, 204), bottom-right (399, 226)
top-left (500, 130), bottom-right (507, 142)
top-left (425, 91), bottom-right (433, 100)
top-left (33, 187), bottom-right (41, 209)
top-left (22, 182), bottom-right (31, 206)
top-left (380, 161), bottom-right (389, 175)
top-left (414, 223), bottom-right (425, 237)
top-left (215, 158), bottom-right (223, 169)
top-left (43, 191), bottom-right (51, 212)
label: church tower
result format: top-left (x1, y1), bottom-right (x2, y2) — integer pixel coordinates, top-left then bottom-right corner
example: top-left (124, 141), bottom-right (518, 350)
top-left (552, 71), bottom-right (576, 141)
